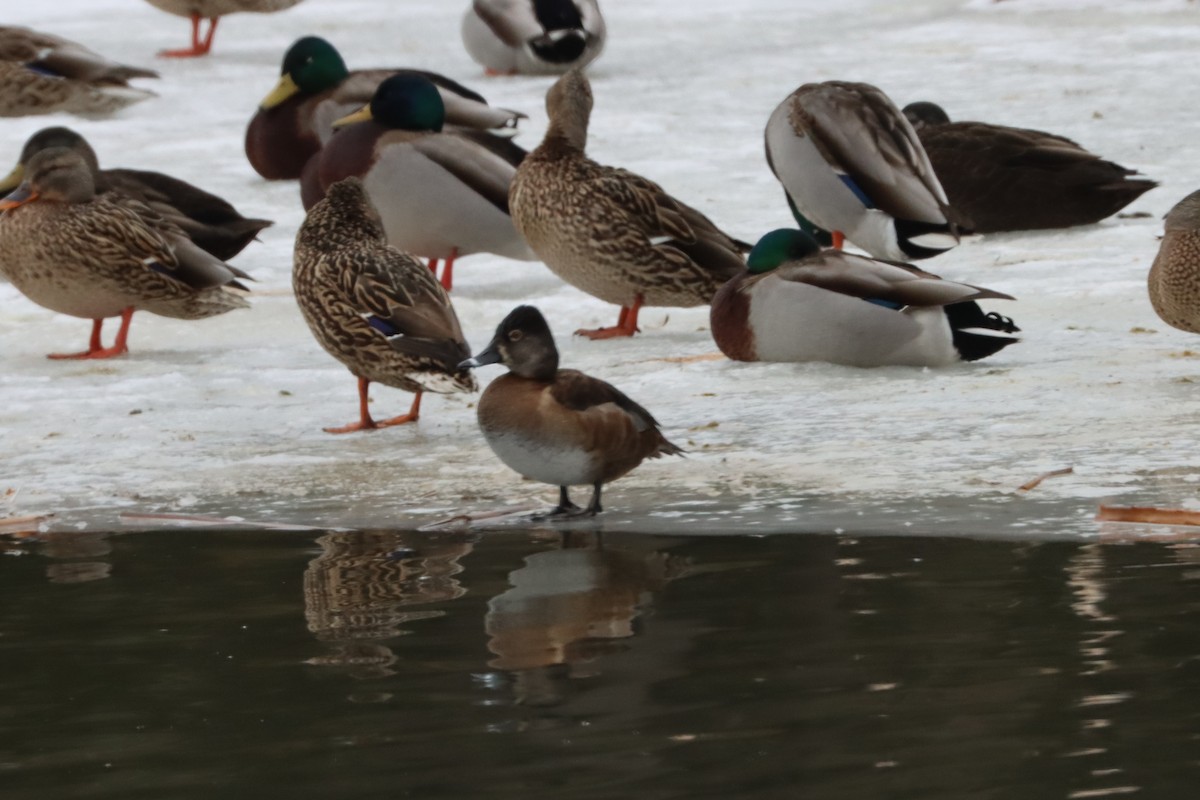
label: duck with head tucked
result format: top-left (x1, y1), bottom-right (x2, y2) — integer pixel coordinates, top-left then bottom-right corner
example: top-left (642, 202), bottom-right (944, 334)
top-left (246, 36), bottom-right (525, 181)
top-left (462, 0), bottom-right (606, 76)
top-left (461, 305), bottom-right (683, 517)
top-left (902, 100), bottom-right (1157, 233)
top-left (0, 148), bottom-right (252, 360)
top-left (0, 26), bottom-right (157, 118)
top-left (309, 73), bottom-right (535, 292)
top-left (142, 0), bottom-right (306, 58)
top-left (510, 69), bottom-right (748, 339)
top-left (294, 177), bottom-right (476, 434)
top-left (711, 229), bottom-right (1020, 367)
top-left (2, 127), bottom-right (271, 261)
top-left (765, 81), bottom-right (963, 261)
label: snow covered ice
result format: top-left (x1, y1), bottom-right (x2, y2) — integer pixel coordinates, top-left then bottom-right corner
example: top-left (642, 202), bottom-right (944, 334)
top-left (3, 0), bottom-right (1200, 537)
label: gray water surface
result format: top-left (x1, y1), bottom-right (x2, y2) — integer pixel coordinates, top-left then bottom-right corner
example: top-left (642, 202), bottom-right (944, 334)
top-left (3, 527), bottom-right (1199, 799)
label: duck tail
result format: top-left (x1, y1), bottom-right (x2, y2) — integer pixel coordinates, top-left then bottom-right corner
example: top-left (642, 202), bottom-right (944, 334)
top-left (894, 218), bottom-right (966, 260)
top-left (945, 301), bottom-right (1021, 362)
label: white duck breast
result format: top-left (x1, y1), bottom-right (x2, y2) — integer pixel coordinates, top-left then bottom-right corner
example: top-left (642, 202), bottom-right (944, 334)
top-left (360, 136), bottom-right (535, 262)
top-left (462, 0), bottom-right (605, 75)
top-left (747, 279), bottom-right (961, 367)
top-left (481, 427), bottom-right (600, 487)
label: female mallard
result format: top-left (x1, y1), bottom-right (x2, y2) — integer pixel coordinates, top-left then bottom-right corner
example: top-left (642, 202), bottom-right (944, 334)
top-left (711, 229), bottom-right (1020, 367)
top-left (765, 81), bottom-right (963, 260)
top-left (246, 36), bottom-right (525, 181)
top-left (460, 305), bottom-right (682, 516)
top-left (0, 26), bottom-right (157, 118)
top-left (2, 127), bottom-right (271, 261)
top-left (309, 73), bottom-right (535, 291)
top-left (509, 69), bottom-right (747, 339)
top-left (902, 101), bottom-right (1157, 233)
top-left (294, 176), bottom-right (476, 434)
top-left (142, 0), bottom-right (306, 58)
top-left (462, 0), bottom-right (606, 76)
top-left (1148, 190), bottom-right (1200, 334)
top-left (0, 148), bottom-right (251, 360)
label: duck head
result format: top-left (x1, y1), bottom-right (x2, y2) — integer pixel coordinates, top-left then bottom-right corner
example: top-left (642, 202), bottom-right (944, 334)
top-left (747, 228), bottom-right (822, 274)
top-left (332, 74), bottom-right (445, 132)
top-left (901, 101), bottom-right (951, 131)
top-left (260, 36), bottom-right (350, 110)
top-left (460, 305), bottom-right (559, 381)
top-left (545, 68), bottom-right (592, 149)
top-left (0, 147), bottom-right (95, 210)
top-left (0, 126), bottom-right (99, 194)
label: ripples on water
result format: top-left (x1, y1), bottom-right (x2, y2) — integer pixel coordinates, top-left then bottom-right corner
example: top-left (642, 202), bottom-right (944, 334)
top-left (3, 526), bottom-right (1200, 798)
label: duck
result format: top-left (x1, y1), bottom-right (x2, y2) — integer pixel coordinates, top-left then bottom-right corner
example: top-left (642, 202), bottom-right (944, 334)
top-left (142, 0), bottom-right (306, 58)
top-left (764, 81), bottom-right (963, 261)
top-left (1148, 190), bottom-right (1200, 334)
top-left (462, 0), bottom-right (606, 76)
top-left (460, 305), bottom-right (683, 516)
top-left (310, 73), bottom-right (535, 292)
top-left (2, 127), bottom-right (271, 261)
top-left (710, 229), bottom-right (1020, 367)
top-left (0, 26), bottom-right (157, 118)
top-left (246, 36), bottom-right (525, 181)
top-left (294, 176), bottom-right (476, 434)
top-left (510, 69), bottom-right (747, 339)
top-left (0, 147), bottom-right (251, 360)
top-left (902, 101), bottom-right (1157, 233)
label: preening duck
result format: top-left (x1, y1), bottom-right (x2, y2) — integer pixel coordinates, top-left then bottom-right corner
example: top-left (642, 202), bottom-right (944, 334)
top-left (462, 0), bottom-right (606, 75)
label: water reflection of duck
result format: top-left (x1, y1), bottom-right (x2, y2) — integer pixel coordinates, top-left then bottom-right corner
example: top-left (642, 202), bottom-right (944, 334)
top-left (303, 531), bottom-right (473, 677)
top-left (485, 536), bottom-right (687, 695)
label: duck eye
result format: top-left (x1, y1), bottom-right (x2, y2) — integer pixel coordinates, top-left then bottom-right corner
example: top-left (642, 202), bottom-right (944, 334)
top-left (508, 330), bottom-right (523, 342)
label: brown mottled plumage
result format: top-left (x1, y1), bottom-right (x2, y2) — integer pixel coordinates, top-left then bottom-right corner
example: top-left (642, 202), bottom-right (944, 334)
top-left (2, 127), bottom-right (271, 261)
top-left (903, 101), bottom-right (1157, 233)
top-left (1149, 190), bottom-right (1200, 334)
top-left (293, 176), bottom-right (476, 433)
top-left (0, 26), bottom-right (157, 117)
top-left (0, 148), bottom-right (250, 359)
top-left (509, 69), bottom-right (747, 339)
top-left (461, 305), bottom-right (683, 516)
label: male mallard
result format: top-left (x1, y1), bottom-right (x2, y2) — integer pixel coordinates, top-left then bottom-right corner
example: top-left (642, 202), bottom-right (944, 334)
top-left (710, 229), bottom-right (1020, 367)
top-left (902, 101), bottom-right (1157, 233)
top-left (460, 305), bottom-right (683, 516)
top-left (294, 177), bottom-right (476, 434)
top-left (0, 26), bottom-right (157, 118)
top-left (2, 127), bottom-right (271, 261)
top-left (246, 36), bottom-right (525, 180)
top-left (509, 69), bottom-right (747, 339)
top-left (1148, 190), bottom-right (1200, 334)
top-left (142, 0), bottom-right (306, 58)
top-left (765, 81), bottom-right (962, 260)
top-left (462, 0), bottom-right (606, 76)
top-left (310, 73), bottom-right (535, 292)
top-left (0, 148), bottom-right (251, 360)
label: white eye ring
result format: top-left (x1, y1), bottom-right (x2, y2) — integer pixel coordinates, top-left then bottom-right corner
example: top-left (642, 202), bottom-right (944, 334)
top-left (508, 330), bottom-right (523, 342)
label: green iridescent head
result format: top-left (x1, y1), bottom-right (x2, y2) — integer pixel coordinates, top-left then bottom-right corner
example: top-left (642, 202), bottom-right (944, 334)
top-left (260, 37), bottom-right (349, 109)
top-left (747, 228), bottom-right (822, 274)
top-left (369, 74), bottom-right (446, 132)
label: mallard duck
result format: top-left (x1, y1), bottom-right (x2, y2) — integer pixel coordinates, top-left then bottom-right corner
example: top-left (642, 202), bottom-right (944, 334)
top-left (0, 26), bottom-right (157, 118)
top-left (246, 36), bottom-right (525, 181)
top-left (460, 305), bottom-right (682, 516)
top-left (142, 0), bottom-right (306, 58)
top-left (1148, 190), bottom-right (1200, 334)
top-left (2, 127), bottom-right (271, 261)
top-left (710, 229), bottom-right (1020, 366)
top-left (902, 101), bottom-right (1157, 233)
top-left (509, 69), bottom-right (747, 338)
top-left (310, 73), bottom-right (535, 291)
top-left (462, 0), bottom-right (606, 76)
top-left (765, 81), bottom-right (962, 261)
top-left (294, 176), bottom-right (476, 434)
top-left (0, 147), bottom-right (251, 359)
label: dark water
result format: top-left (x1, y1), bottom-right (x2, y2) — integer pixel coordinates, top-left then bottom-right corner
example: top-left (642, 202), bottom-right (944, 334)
top-left (3, 526), bottom-right (1200, 799)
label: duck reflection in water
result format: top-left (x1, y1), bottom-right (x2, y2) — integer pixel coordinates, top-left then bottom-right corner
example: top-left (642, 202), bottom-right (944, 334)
top-left (303, 530), bottom-right (474, 678)
top-left (485, 532), bottom-right (689, 707)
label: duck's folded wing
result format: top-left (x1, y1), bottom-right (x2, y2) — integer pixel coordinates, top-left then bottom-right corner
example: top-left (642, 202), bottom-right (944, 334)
top-left (472, 0), bottom-right (544, 46)
top-left (795, 82), bottom-right (949, 223)
top-left (773, 251), bottom-right (1013, 306)
top-left (407, 132), bottom-right (517, 214)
